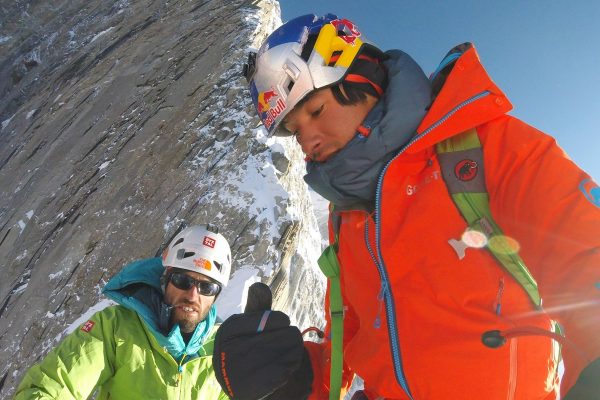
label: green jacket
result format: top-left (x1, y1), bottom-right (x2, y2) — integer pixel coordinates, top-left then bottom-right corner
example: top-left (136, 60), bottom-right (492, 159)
top-left (14, 258), bottom-right (228, 399)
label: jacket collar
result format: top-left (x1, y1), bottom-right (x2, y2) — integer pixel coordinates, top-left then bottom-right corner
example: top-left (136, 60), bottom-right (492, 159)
top-left (410, 43), bottom-right (513, 153)
top-left (102, 257), bottom-right (217, 360)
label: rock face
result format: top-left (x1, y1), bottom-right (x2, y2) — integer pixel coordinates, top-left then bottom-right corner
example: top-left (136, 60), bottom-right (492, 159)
top-left (0, 0), bottom-right (325, 396)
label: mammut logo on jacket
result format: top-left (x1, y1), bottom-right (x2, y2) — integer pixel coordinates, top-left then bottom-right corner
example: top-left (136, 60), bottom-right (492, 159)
top-left (454, 159), bottom-right (478, 181)
top-left (580, 178), bottom-right (600, 208)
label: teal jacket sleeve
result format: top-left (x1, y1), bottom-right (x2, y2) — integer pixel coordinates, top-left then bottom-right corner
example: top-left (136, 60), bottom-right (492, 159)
top-left (13, 308), bottom-right (116, 399)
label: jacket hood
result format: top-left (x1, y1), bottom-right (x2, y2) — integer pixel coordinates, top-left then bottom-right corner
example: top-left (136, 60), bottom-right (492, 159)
top-left (411, 42), bottom-right (513, 153)
top-left (102, 257), bottom-right (217, 360)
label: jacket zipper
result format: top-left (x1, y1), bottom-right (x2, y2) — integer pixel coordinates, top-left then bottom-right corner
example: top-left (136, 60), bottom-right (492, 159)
top-left (364, 213), bottom-right (386, 329)
top-left (175, 352), bottom-right (187, 387)
top-left (372, 90), bottom-right (492, 399)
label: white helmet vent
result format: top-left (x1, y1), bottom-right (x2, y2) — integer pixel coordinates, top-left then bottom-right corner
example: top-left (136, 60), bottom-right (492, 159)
top-left (176, 249), bottom-right (195, 259)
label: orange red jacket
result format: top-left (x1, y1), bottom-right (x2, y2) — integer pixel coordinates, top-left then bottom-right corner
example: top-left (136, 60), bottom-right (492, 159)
top-left (307, 44), bottom-right (600, 399)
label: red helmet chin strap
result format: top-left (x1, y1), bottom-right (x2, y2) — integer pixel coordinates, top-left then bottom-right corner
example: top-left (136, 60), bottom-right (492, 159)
top-left (344, 73), bottom-right (384, 96)
top-left (329, 51), bottom-right (385, 98)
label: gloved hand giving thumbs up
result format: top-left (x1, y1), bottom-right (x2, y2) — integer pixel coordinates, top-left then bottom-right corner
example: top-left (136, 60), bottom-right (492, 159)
top-left (213, 282), bottom-right (313, 400)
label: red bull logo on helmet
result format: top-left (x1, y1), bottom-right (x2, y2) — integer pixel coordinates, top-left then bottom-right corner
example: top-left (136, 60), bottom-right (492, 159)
top-left (330, 18), bottom-right (361, 45)
top-left (258, 88), bottom-right (286, 130)
top-left (257, 89), bottom-right (278, 114)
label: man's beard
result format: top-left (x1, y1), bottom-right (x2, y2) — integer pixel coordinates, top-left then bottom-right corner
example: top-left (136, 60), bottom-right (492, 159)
top-left (170, 301), bottom-right (209, 333)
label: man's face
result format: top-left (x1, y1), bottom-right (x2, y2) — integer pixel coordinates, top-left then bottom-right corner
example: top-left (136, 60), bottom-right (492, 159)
top-left (164, 270), bottom-right (217, 333)
top-left (282, 87), bottom-right (377, 162)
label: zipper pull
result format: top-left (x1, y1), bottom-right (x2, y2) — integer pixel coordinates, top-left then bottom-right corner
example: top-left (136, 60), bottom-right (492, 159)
top-left (175, 352), bottom-right (187, 387)
top-left (494, 277), bottom-right (505, 315)
top-left (374, 282), bottom-right (387, 329)
top-left (175, 366), bottom-right (183, 387)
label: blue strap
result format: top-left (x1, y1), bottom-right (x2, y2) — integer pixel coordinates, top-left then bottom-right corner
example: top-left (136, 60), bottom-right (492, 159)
top-left (257, 310), bottom-right (271, 332)
top-left (430, 52), bottom-right (461, 81)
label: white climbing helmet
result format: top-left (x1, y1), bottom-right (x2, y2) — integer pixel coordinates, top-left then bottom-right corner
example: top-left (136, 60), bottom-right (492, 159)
top-left (162, 224), bottom-right (232, 287)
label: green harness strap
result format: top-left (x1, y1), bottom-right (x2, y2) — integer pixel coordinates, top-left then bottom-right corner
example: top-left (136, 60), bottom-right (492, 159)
top-left (436, 128), bottom-right (541, 307)
top-left (318, 245), bottom-right (344, 400)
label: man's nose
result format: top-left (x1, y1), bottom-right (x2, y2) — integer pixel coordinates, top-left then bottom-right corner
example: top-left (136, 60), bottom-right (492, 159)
top-left (184, 284), bottom-right (201, 300)
top-left (295, 124), bottom-right (317, 144)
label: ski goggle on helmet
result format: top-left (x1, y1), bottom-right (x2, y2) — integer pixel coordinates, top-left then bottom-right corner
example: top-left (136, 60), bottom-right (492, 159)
top-left (162, 224), bottom-right (232, 288)
top-left (244, 14), bottom-right (381, 136)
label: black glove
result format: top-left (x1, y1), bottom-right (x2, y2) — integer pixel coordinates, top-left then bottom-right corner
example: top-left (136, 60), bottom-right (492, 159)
top-left (563, 357), bottom-right (600, 399)
top-left (213, 283), bottom-right (313, 400)
top-left (243, 281), bottom-right (273, 313)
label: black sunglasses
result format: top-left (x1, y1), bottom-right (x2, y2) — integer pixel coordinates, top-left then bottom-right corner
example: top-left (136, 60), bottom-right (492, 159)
top-left (169, 272), bottom-right (221, 296)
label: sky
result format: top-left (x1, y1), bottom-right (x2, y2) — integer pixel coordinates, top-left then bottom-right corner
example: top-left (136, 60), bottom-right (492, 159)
top-left (279, 0), bottom-right (600, 181)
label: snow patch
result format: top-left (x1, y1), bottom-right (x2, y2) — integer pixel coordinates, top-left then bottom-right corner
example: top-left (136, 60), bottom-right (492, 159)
top-left (215, 265), bottom-right (261, 321)
top-left (2, 114), bottom-right (14, 130)
top-left (18, 220), bottom-right (26, 233)
top-left (0, 35), bottom-right (12, 44)
top-left (26, 210), bottom-right (34, 219)
top-left (61, 298), bottom-right (115, 337)
top-left (309, 187), bottom-right (330, 247)
top-left (99, 160), bottom-right (111, 170)
top-left (13, 283), bottom-right (28, 294)
top-left (47, 32), bottom-right (58, 46)
top-left (24, 47), bottom-right (42, 66)
top-left (49, 270), bottom-right (65, 280)
top-left (164, 215), bottom-right (183, 232)
top-left (90, 27), bottom-right (115, 43)
top-left (15, 250), bottom-right (28, 262)
top-left (26, 109), bottom-right (37, 119)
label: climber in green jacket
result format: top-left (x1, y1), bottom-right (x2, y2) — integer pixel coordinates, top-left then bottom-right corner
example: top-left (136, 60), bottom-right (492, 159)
top-left (14, 224), bottom-right (232, 400)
